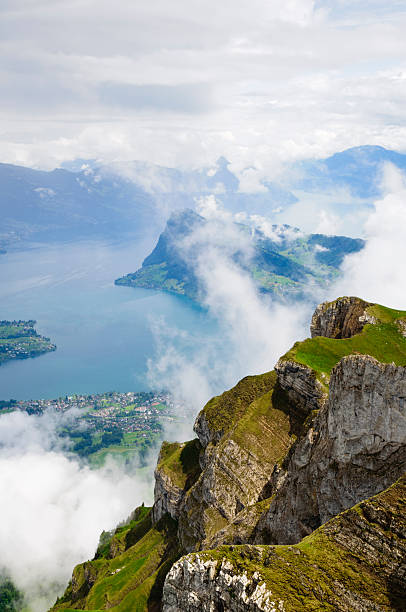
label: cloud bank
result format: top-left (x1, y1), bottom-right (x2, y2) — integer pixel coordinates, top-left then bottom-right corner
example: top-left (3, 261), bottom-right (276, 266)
top-left (331, 165), bottom-right (406, 309)
top-left (1, 1), bottom-right (406, 171)
top-left (0, 410), bottom-right (152, 611)
top-left (147, 201), bottom-right (311, 422)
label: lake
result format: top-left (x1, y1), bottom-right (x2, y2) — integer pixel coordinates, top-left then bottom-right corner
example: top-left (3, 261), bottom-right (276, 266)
top-left (0, 239), bottom-right (217, 400)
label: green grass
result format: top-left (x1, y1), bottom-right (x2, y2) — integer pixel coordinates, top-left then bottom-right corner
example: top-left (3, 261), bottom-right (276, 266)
top-left (201, 371), bottom-right (277, 438)
top-left (157, 439), bottom-right (201, 490)
top-left (283, 303), bottom-right (406, 379)
top-left (87, 447), bottom-right (139, 468)
top-left (251, 267), bottom-right (300, 292)
top-left (116, 263), bottom-right (186, 297)
top-left (52, 512), bottom-right (180, 612)
top-left (231, 387), bottom-right (297, 466)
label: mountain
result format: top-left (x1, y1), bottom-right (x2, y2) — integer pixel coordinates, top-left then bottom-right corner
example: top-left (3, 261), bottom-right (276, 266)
top-left (115, 209), bottom-right (365, 301)
top-left (290, 145), bottom-right (406, 198)
top-left (2, 145), bottom-right (406, 250)
top-left (97, 155), bottom-right (298, 217)
top-left (0, 158), bottom-right (297, 249)
top-left (0, 162), bottom-right (156, 247)
top-left (52, 296), bottom-right (406, 611)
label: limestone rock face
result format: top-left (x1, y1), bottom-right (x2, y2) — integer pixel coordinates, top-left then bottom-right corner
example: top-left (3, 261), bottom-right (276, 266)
top-left (310, 296), bottom-right (374, 339)
top-left (261, 354), bottom-right (406, 544)
top-left (163, 553), bottom-right (285, 612)
top-left (163, 475), bottom-right (406, 611)
top-left (194, 410), bottom-right (213, 448)
top-left (151, 439), bottom-right (202, 524)
top-left (178, 436), bottom-right (277, 552)
top-left (397, 319), bottom-right (406, 337)
top-left (176, 373), bottom-right (300, 552)
top-left (152, 465), bottom-right (185, 523)
top-left (274, 358), bottom-right (326, 416)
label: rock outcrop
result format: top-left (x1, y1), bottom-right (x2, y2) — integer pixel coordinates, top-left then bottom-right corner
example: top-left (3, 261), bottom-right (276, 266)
top-left (177, 372), bottom-right (301, 551)
top-left (274, 358), bottom-right (326, 417)
top-left (51, 296), bottom-right (406, 612)
top-left (152, 439), bottom-right (202, 523)
top-left (163, 553), bottom-right (284, 612)
top-left (310, 295), bottom-right (374, 339)
top-left (163, 474), bottom-right (406, 611)
top-left (260, 354), bottom-right (406, 544)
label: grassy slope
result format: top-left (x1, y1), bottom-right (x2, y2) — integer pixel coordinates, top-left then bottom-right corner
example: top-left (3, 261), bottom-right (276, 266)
top-left (115, 263), bottom-right (188, 297)
top-left (156, 439), bottom-right (201, 490)
top-left (196, 473), bottom-right (406, 610)
top-left (283, 303), bottom-right (406, 379)
top-left (229, 381), bottom-right (300, 466)
top-left (179, 371), bottom-right (304, 550)
top-left (52, 508), bottom-right (180, 612)
top-left (201, 371), bottom-right (277, 439)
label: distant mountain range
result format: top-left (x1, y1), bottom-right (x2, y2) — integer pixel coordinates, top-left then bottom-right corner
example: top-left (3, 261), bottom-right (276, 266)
top-left (289, 145), bottom-right (406, 198)
top-left (115, 209), bottom-right (364, 302)
top-left (1, 145), bottom-right (405, 250)
top-left (0, 162), bottom-right (156, 248)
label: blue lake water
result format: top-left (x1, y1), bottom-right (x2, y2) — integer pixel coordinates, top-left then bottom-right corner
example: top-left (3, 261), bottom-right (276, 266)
top-left (0, 240), bottom-right (217, 400)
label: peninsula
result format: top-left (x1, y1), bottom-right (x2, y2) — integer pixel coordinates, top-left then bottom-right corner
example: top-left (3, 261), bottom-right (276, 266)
top-left (115, 209), bottom-right (364, 302)
top-left (0, 320), bottom-right (56, 366)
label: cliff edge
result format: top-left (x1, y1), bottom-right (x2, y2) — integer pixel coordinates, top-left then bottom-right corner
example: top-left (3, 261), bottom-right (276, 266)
top-left (51, 296), bottom-right (406, 611)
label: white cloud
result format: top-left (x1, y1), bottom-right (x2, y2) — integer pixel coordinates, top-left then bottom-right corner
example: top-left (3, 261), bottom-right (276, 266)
top-left (238, 168), bottom-right (268, 194)
top-left (0, 1), bottom-right (406, 170)
top-left (314, 209), bottom-right (341, 235)
top-left (147, 210), bottom-right (311, 417)
top-left (330, 164), bottom-right (406, 309)
top-left (0, 410), bottom-right (152, 611)
top-left (196, 194), bottom-right (233, 222)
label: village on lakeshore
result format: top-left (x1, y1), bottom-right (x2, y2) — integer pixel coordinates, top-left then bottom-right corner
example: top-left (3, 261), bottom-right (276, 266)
top-left (0, 390), bottom-right (186, 466)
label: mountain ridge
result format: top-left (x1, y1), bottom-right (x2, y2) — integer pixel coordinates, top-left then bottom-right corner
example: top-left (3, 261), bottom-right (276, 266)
top-left (3, 144), bottom-right (406, 250)
top-left (115, 209), bottom-right (365, 302)
top-left (51, 296), bottom-right (406, 611)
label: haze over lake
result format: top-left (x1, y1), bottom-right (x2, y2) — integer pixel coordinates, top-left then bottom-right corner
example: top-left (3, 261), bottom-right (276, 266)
top-left (0, 240), bottom-right (216, 400)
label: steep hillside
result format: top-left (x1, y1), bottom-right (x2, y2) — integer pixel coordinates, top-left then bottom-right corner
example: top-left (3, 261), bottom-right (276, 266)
top-left (52, 506), bottom-right (181, 612)
top-left (52, 296), bottom-right (406, 611)
top-left (115, 210), bottom-right (364, 302)
top-left (164, 474), bottom-right (406, 611)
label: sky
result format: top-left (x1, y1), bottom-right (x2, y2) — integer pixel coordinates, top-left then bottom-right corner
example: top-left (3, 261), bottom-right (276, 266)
top-left (1, 0), bottom-right (406, 173)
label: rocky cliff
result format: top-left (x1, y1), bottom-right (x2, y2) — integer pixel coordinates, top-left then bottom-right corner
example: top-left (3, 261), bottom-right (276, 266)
top-left (260, 353), bottom-right (406, 545)
top-left (51, 296), bottom-right (406, 612)
top-left (310, 295), bottom-right (374, 339)
top-left (152, 439), bottom-right (202, 523)
top-left (163, 473), bottom-right (406, 611)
